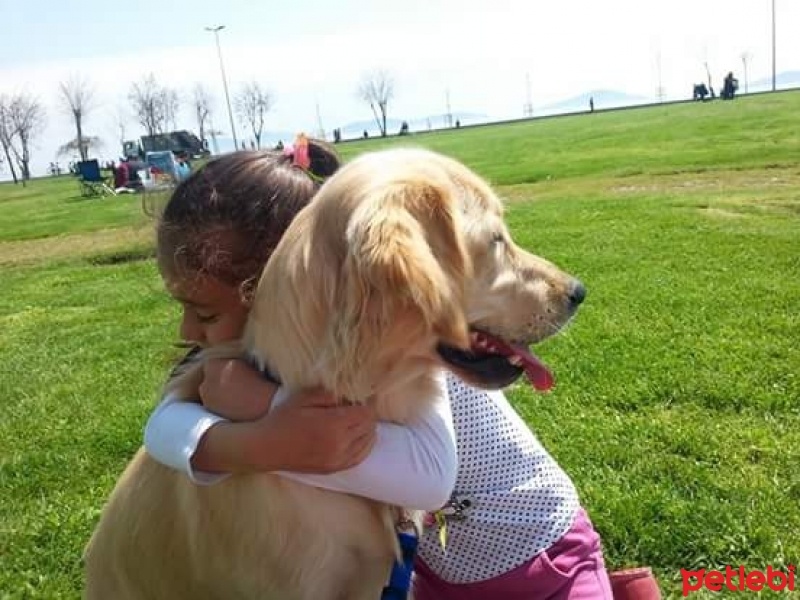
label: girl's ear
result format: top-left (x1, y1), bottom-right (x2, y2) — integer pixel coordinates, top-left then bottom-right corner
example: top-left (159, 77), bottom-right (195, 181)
top-left (239, 277), bottom-right (257, 307)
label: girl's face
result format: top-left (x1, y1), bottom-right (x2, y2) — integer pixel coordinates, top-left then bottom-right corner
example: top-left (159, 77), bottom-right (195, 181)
top-left (166, 275), bottom-right (250, 347)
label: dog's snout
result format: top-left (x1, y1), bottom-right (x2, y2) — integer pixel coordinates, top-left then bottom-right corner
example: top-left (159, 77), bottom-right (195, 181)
top-left (567, 279), bottom-right (587, 307)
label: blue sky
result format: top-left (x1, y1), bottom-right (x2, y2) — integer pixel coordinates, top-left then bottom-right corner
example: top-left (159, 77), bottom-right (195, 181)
top-left (1, 0), bottom-right (359, 67)
top-left (2, 0), bottom-right (798, 176)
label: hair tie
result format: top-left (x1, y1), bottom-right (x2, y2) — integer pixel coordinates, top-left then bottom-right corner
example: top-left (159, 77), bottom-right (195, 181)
top-left (284, 133), bottom-right (311, 170)
top-left (283, 133), bottom-right (325, 183)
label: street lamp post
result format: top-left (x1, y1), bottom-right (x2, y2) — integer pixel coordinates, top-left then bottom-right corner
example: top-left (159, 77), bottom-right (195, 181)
top-left (205, 25), bottom-right (238, 150)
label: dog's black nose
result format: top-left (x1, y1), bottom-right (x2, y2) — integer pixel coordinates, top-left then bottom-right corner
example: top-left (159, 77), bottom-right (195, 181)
top-left (568, 279), bottom-right (587, 307)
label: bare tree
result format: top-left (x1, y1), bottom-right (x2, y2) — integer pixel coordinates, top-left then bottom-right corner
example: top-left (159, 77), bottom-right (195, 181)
top-left (1, 93), bottom-right (46, 184)
top-left (235, 82), bottom-right (273, 149)
top-left (128, 74), bottom-right (168, 137)
top-left (357, 69), bottom-right (394, 137)
top-left (162, 88), bottom-right (180, 132)
top-left (192, 83), bottom-right (213, 144)
top-left (58, 75), bottom-right (95, 162)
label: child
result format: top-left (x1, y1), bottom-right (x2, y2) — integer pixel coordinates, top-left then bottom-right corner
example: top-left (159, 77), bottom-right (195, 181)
top-left (144, 141), bottom-right (659, 599)
top-left (146, 142), bottom-right (458, 509)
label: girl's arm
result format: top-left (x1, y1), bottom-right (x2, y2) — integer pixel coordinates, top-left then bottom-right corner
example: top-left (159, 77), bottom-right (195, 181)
top-left (144, 372), bottom-right (457, 510)
top-left (269, 377), bottom-right (456, 510)
top-left (198, 358), bottom-right (275, 422)
top-left (144, 385), bottom-right (377, 483)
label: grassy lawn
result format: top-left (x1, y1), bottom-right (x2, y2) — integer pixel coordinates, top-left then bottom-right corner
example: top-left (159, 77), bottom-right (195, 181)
top-left (1, 91), bottom-right (799, 598)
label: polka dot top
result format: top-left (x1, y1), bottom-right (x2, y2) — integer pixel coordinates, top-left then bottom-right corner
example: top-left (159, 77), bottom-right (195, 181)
top-left (417, 374), bottom-right (581, 583)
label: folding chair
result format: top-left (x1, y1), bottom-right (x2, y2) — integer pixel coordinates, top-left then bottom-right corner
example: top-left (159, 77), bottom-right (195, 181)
top-left (77, 160), bottom-right (117, 198)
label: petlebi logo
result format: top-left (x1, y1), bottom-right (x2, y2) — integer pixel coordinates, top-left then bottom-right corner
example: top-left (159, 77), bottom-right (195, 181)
top-left (681, 565), bottom-right (796, 596)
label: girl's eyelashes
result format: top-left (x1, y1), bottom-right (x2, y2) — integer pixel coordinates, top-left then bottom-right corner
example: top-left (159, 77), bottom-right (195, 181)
top-left (196, 313), bottom-right (220, 324)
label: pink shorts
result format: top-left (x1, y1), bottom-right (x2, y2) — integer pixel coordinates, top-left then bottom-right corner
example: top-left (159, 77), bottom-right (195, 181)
top-left (413, 509), bottom-right (613, 600)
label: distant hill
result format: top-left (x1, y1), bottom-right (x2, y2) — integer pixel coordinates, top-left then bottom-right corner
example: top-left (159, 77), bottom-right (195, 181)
top-left (748, 70), bottom-right (800, 92)
top-left (210, 130), bottom-right (305, 154)
top-left (540, 89), bottom-right (651, 115)
top-left (209, 114), bottom-right (493, 150)
top-left (337, 111), bottom-right (491, 140)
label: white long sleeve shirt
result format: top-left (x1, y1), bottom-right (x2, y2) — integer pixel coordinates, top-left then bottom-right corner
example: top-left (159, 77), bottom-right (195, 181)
top-left (144, 372), bottom-right (457, 511)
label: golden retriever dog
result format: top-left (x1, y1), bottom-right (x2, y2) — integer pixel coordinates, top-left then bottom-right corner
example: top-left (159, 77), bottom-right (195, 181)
top-left (84, 148), bottom-right (585, 599)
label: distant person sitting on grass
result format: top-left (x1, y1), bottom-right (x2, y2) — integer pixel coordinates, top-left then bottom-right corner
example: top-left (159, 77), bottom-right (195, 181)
top-left (693, 83), bottom-right (709, 101)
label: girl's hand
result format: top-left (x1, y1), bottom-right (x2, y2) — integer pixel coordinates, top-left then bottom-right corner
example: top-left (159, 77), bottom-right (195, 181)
top-left (243, 389), bottom-right (378, 474)
top-left (199, 359), bottom-right (276, 421)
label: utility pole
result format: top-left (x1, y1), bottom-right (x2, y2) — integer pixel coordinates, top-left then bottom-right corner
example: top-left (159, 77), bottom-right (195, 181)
top-left (523, 72), bottom-right (533, 118)
top-left (445, 89), bottom-right (453, 128)
top-left (205, 25), bottom-right (238, 150)
top-left (656, 50), bottom-right (665, 102)
top-left (315, 100), bottom-right (326, 140)
top-left (208, 116), bottom-right (220, 155)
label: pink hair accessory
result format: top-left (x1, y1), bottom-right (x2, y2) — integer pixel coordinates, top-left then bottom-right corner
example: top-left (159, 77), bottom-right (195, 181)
top-left (284, 133), bottom-right (311, 170)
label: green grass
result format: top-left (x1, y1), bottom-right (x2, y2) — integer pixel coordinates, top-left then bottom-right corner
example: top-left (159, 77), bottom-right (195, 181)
top-left (0, 175), bottom-right (156, 243)
top-left (337, 90), bottom-right (800, 185)
top-left (2, 91), bottom-right (799, 599)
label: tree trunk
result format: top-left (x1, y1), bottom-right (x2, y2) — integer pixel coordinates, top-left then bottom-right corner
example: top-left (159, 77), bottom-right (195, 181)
top-left (20, 134), bottom-right (31, 183)
top-left (1, 141), bottom-right (18, 184)
top-left (368, 102), bottom-right (382, 137)
top-left (256, 114), bottom-right (263, 150)
top-left (76, 112), bottom-right (88, 161)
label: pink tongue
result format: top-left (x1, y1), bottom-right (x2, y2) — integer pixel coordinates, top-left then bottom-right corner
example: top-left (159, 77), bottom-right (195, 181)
top-left (476, 331), bottom-right (555, 392)
top-left (510, 343), bottom-right (554, 391)
top-left (481, 334), bottom-right (554, 391)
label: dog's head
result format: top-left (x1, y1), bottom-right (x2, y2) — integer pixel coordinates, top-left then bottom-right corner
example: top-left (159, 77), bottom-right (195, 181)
top-left (419, 151), bottom-right (586, 391)
top-left (247, 149), bottom-right (584, 414)
top-left (314, 148), bottom-right (587, 394)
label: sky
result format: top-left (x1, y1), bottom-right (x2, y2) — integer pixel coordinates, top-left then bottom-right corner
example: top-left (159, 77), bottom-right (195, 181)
top-left (1, 0), bottom-right (798, 177)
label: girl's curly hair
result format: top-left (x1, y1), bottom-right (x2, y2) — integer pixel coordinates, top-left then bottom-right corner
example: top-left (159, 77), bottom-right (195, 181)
top-left (156, 140), bottom-right (340, 302)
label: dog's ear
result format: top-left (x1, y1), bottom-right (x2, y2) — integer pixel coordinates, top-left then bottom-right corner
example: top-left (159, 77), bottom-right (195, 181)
top-left (330, 177), bottom-right (471, 396)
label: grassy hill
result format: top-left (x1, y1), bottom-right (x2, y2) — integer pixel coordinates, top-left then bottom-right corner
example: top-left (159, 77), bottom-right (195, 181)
top-left (1, 91), bottom-right (799, 598)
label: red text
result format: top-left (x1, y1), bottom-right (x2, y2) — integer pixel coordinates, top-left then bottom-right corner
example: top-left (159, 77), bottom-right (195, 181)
top-left (681, 565), bottom-right (796, 596)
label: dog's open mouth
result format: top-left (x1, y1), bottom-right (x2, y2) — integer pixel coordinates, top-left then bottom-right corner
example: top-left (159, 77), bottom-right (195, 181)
top-left (437, 330), bottom-right (554, 391)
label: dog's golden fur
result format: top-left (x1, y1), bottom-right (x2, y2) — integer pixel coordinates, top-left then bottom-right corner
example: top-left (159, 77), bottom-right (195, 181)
top-left (84, 148), bottom-right (580, 599)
